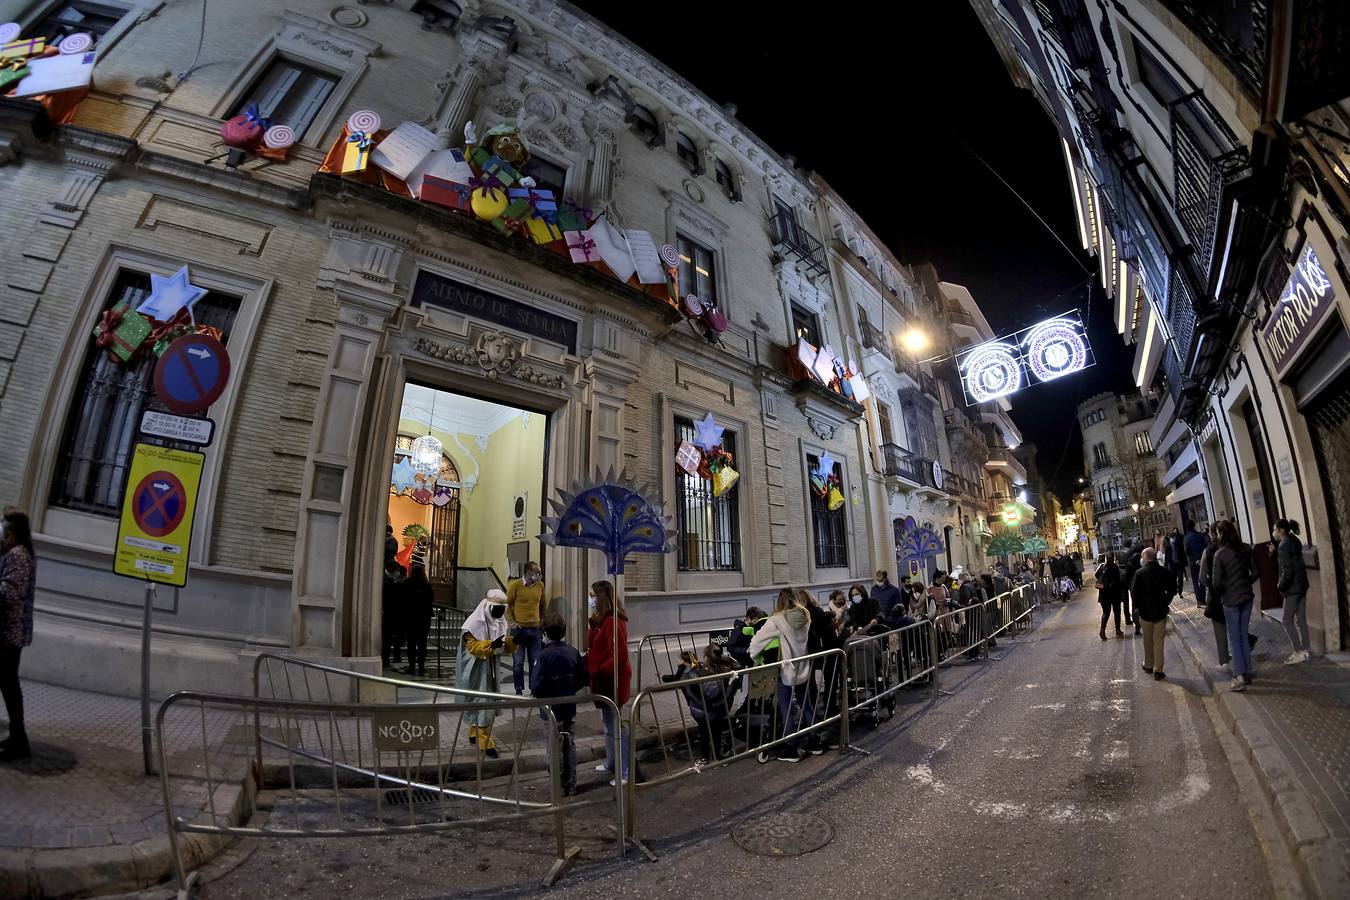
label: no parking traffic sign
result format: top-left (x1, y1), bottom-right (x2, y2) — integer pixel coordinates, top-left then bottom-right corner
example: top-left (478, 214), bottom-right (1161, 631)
top-left (114, 443), bottom-right (204, 587)
top-left (153, 333), bottom-right (231, 415)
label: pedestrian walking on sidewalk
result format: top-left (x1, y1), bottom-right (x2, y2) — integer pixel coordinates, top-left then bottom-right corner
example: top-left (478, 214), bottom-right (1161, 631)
top-left (1132, 548), bottom-right (1175, 680)
top-left (1184, 521), bottom-right (1209, 607)
top-left (1122, 542), bottom-right (1146, 635)
top-left (1096, 554), bottom-right (1124, 640)
top-left (1273, 519), bottom-right (1311, 665)
top-left (1213, 521), bottom-right (1259, 691)
top-left (0, 509), bottom-right (36, 761)
top-left (1199, 523), bottom-right (1229, 670)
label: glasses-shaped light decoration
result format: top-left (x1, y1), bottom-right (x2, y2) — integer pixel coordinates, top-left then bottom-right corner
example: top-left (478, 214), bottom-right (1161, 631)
top-left (1023, 317), bottom-right (1088, 382)
top-left (962, 342), bottom-right (1022, 403)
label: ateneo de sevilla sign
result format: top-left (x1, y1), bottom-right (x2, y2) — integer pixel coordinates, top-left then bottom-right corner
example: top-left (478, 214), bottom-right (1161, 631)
top-left (1260, 244), bottom-right (1339, 377)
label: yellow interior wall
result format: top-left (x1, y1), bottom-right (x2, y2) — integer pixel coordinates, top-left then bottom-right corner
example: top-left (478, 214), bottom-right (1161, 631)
top-left (392, 407), bottom-right (546, 581)
top-left (387, 493), bottom-right (432, 553)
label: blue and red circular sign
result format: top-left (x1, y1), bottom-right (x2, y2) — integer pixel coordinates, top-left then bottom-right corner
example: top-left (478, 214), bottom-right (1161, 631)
top-left (153, 334), bottom-right (231, 415)
top-left (131, 470), bottom-right (187, 537)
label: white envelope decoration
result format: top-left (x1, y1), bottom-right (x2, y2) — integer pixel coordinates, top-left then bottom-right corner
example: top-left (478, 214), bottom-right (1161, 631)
top-left (812, 345), bottom-right (839, 384)
top-left (13, 51), bottom-right (95, 98)
top-left (370, 121), bottom-right (438, 181)
top-left (407, 148), bottom-right (474, 198)
top-left (582, 215), bottom-right (637, 284)
top-left (624, 229), bottom-right (667, 284)
top-left (849, 373), bottom-right (871, 403)
top-left (795, 339), bottom-right (818, 373)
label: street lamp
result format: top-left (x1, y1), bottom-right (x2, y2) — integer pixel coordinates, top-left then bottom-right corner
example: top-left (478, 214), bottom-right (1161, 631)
top-left (899, 327), bottom-right (930, 355)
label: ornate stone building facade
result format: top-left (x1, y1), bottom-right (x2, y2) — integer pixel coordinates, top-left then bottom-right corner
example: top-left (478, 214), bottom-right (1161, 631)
top-left (0, 0), bottom-right (978, 693)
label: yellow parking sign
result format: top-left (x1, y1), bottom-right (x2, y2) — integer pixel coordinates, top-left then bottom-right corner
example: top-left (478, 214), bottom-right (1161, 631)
top-left (114, 443), bottom-right (204, 587)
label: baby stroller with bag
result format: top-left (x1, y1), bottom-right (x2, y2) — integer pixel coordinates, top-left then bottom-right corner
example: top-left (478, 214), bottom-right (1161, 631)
top-left (1056, 575), bottom-right (1077, 601)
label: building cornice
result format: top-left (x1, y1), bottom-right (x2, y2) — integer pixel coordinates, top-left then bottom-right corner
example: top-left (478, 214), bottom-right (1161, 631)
top-left (507, 0), bottom-right (815, 205)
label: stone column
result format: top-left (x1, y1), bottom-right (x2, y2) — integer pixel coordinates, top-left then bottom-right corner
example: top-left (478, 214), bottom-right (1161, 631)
top-left (288, 278), bottom-right (401, 656)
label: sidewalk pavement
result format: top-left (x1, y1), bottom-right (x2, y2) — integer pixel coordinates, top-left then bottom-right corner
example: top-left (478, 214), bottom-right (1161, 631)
top-left (0, 674), bottom-right (688, 898)
top-left (1169, 597), bottom-right (1350, 899)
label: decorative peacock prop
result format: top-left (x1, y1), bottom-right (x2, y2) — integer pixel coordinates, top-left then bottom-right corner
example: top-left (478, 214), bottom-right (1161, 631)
top-left (538, 467), bottom-right (676, 575)
top-left (986, 532), bottom-right (1025, 557)
top-left (899, 525), bottom-right (944, 564)
top-left (1022, 535), bottom-right (1049, 555)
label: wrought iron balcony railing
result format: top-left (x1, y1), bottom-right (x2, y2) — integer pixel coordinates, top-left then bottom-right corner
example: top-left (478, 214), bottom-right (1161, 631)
top-left (1157, 1), bottom-right (1268, 101)
top-left (881, 443), bottom-right (922, 482)
top-left (1170, 90), bottom-right (1249, 281)
top-left (769, 211), bottom-right (828, 278)
top-left (859, 317), bottom-right (893, 361)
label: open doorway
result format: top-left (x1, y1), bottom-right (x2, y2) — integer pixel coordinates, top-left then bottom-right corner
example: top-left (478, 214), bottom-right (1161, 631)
top-left (384, 382), bottom-right (548, 678)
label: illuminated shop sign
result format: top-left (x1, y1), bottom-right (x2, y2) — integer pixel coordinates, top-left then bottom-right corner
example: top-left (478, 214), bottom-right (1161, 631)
top-left (1260, 244), bottom-right (1339, 376)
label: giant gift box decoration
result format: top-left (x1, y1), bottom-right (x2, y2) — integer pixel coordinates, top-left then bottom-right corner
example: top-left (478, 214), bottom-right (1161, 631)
top-left (93, 301), bottom-right (153, 363)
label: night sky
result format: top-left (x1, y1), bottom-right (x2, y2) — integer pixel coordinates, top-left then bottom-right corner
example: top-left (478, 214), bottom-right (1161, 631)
top-left (572, 1), bottom-right (1138, 500)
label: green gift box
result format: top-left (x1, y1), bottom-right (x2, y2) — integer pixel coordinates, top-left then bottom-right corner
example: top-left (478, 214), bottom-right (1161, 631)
top-left (92, 301), bottom-right (153, 363)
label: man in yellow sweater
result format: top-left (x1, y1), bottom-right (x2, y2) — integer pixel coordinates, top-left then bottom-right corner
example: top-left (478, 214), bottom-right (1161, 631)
top-left (508, 561), bottom-right (545, 694)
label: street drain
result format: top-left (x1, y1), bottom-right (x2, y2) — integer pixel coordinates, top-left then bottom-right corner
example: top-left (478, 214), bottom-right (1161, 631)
top-left (732, 812), bottom-right (833, 857)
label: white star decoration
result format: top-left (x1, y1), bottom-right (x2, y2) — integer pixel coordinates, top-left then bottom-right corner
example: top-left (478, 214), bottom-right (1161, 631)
top-left (816, 450), bottom-right (836, 478)
top-left (390, 457), bottom-right (417, 494)
top-left (692, 412), bottom-right (724, 452)
top-left (135, 266), bottom-right (207, 322)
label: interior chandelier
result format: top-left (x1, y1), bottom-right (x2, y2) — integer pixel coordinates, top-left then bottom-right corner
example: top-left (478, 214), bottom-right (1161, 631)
top-left (410, 391), bottom-right (443, 478)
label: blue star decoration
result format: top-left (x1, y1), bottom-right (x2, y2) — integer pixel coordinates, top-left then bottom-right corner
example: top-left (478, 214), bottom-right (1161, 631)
top-left (390, 457), bottom-right (417, 494)
top-left (692, 412), bottom-right (724, 452)
top-left (135, 266), bottom-right (207, 322)
top-left (816, 450), bottom-right (836, 479)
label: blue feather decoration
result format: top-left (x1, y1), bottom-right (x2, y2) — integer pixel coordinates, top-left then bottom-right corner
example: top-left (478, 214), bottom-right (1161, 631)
top-left (538, 468), bottom-right (675, 574)
top-left (899, 526), bottom-right (944, 563)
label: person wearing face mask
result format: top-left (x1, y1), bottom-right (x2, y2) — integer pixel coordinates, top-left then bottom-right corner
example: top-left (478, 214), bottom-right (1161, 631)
top-left (507, 561), bottom-right (546, 695)
top-left (456, 589), bottom-right (514, 758)
top-left (827, 590), bottom-right (849, 635)
top-left (870, 570), bottom-right (904, 622)
top-left (587, 580), bottom-right (634, 783)
top-left (1, 510), bottom-right (36, 761)
top-left (844, 582), bottom-right (881, 635)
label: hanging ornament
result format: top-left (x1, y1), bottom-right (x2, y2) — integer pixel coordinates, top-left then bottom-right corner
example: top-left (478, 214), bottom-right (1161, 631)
top-left (674, 440), bottom-right (702, 477)
top-left (432, 485), bottom-right (455, 507)
top-left (390, 457), bottom-right (417, 494)
top-left (135, 266), bottom-right (207, 321)
top-left (410, 391), bottom-right (443, 478)
top-left (692, 412), bottom-right (724, 452)
top-left (815, 450), bottom-right (836, 480)
top-left (410, 434), bottom-right (442, 478)
top-left (57, 33), bottom-right (92, 54)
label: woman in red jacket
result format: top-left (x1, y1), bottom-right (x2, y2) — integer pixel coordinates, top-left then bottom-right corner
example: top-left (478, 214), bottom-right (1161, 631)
top-left (587, 580), bottom-right (632, 783)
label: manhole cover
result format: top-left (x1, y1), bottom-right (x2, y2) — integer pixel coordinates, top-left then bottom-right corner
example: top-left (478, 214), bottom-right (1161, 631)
top-left (732, 812), bottom-right (833, 857)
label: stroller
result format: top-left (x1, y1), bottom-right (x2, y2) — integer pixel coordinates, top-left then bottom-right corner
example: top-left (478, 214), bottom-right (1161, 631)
top-left (1056, 575), bottom-right (1077, 601)
top-left (846, 634), bottom-right (896, 727)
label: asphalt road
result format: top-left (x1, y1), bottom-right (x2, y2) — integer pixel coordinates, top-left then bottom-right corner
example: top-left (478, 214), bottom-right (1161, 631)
top-left (193, 592), bottom-right (1291, 899)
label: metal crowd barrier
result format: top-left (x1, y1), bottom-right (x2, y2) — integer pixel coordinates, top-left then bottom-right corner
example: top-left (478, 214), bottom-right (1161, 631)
top-left (634, 627), bottom-right (734, 691)
top-left (155, 689), bottom-right (611, 896)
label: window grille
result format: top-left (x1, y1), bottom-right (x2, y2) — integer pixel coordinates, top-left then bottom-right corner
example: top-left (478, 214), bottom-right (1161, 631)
top-left (808, 454), bottom-right (848, 568)
top-left (675, 418), bottom-right (740, 571)
top-left (50, 271), bottom-right (240, 516)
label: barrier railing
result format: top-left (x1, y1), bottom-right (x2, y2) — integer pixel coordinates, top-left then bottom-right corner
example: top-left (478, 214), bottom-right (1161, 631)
top-left (623, 646), bottom-right (848, 855)
top-left (156, 689), bottom-right (613, 896)
top-left (634, 627), bottom-right (733, 692)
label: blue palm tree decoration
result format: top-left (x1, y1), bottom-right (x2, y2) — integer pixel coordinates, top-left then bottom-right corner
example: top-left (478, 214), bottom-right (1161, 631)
top-left (899, 525), bottom-right (944, 563)
top-left (539, 467), bottom-right (675, 574)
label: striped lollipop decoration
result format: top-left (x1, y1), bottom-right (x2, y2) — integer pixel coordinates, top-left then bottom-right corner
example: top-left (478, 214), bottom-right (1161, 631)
top-left (0, 23), bottom-right (20, 43)
top-left (58, 32), bottom-right (93, 54)
top-left (683, 293), bottom-right (704, 318)
top-left (345, 109), bottom-right (381, 135)
top-left (263, 124), bottom-right (295, 150)
top-left (659, 244), bottom-right (680, 268)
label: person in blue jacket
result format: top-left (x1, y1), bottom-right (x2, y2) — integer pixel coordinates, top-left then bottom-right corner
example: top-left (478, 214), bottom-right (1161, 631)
top-left (530, 613), bottom-right (590, 795)
top-left (1183, 520), bottom-right (1210, 607)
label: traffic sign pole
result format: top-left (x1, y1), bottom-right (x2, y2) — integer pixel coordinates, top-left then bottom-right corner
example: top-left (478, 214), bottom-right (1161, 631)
top-left (141, 579), bottom-right (157, 776)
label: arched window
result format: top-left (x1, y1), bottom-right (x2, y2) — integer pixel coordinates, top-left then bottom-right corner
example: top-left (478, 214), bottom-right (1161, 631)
top-left (714, 157), bottom-right (738, 200)
top-left (675, 131), bottom-right (701, 173)
top-left (630, 104), bottom-right (661, 144)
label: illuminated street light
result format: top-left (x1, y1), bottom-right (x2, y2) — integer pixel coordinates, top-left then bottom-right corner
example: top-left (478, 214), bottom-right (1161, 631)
top-left (899, 327), bottom-right (931, 355)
